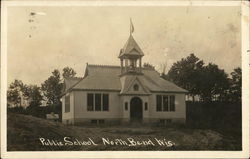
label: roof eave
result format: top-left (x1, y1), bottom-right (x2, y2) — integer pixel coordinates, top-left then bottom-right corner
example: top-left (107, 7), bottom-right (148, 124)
top-left (71, 88), bottom-right (121, 92)
top-left (119, 93), bottom-right (151, 96)
top-left (151, 90), bottom-right (188, 94)
top-left (118, 53), bottom-right (144, 59)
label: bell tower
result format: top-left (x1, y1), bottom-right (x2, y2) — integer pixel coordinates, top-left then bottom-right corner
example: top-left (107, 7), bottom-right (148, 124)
top-left (119, 20), bottom-right (144, 75)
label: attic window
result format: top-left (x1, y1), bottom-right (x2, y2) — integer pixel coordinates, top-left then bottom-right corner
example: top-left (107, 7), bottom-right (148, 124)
top-left (133, 84), bottom-right (139, 91)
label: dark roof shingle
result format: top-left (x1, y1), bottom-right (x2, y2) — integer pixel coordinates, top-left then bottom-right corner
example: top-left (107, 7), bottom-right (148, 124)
top-left (64, 64), bottom-right (187, 94)
top-left (119, 35), bottom-right (144, 58)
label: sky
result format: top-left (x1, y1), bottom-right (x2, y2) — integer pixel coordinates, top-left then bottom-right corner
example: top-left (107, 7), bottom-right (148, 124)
top-left (7, 6), bottom-right (241, 86)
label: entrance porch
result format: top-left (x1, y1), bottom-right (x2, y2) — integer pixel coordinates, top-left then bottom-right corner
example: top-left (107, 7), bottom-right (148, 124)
top-left (121, 96), bottom-right (150, 124)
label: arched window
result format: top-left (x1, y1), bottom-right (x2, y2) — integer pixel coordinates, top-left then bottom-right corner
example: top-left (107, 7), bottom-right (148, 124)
top-left (133, 84), bottom-right (139, 91)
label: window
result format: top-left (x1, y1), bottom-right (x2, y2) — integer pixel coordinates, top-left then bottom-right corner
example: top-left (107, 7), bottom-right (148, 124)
top-left (156, 95), bottom-right (175, 112)
top-left (170, 95), bottom-right (175, 111)
top-left (65, 95), bottom-right (70, 113)
top-left (87, 93), bottom-right (109, 111)
top-left (133, 84), bottom-right (139, 91)
top-left (163, 95), bottom-right (169, 111)
top-left (159, 119), bottom-right (165, 124)
top-left (159, 119), bottom-right (172, 125)
top-left (156, 95), bottom-right (162, 111)
top-left (166, 119), bottom-right (172, 123)
top-left (145, 102), bottom-right (148, 111)
top-left (103, 94), bottom-right (109, 111)
top-left (99, 119), bottom-right (105, 124)
top-left (91, 119), bottom-right (105, 124)
top-left (91, 119), bottom-right (97, 124)
top-left (87, 93), bottom-right (94, 111)
top-left (95, 93), bottom-right (101, 111)
top-left (125, 102), bottom-right (128, 110)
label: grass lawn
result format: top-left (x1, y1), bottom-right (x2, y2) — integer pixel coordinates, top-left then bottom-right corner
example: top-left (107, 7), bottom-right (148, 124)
top-left (7, 113), bottom-right (241, 151)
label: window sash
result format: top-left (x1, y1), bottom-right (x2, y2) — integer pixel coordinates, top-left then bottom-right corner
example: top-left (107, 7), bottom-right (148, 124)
top-left (145, 102), bottom-right (148, 111)
top-left (170, 95), bottom-right (175, 111)
top-left (87, 93), bottom-right (94, 111)
top-left (95, 93), bottom-right (101, 111)
top-left (156, 95), bottom-right (175, 112)
top-left (156, 95), bottom-right (162, 111)
top-left (163, 95), bottom-right (169, 111)
top-left (65, 95), bottom-right (70, 113)
top-left (87, 93), bottom-right (109, 111)
top-left (125, 102), bottom-right (128, 110)
top-left (102, 94), bottom-right (109, 111)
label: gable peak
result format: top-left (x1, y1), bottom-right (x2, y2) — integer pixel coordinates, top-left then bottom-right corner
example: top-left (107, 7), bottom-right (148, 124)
top-left (119, 35), bottom-right (144, 58)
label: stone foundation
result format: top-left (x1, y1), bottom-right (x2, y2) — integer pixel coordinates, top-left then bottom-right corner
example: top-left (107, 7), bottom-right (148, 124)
top-left (144, 118), bottom-right (186, 124)
top-left (62, 118), bottom-right (74, 125)
top-left (74, 118), bottom-right (122, 126)
top-left (62, 118), bottom-right (186, 126)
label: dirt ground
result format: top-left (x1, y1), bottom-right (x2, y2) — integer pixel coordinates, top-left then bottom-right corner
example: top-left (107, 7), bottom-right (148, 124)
top-left (7, 113), bottom-right (241, 151)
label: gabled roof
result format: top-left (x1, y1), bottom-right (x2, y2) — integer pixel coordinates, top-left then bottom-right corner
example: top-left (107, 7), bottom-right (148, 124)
top-left (72, 65), bottom-right (121, 91)
top-left (120, 75), bottom-right (151, 95)
top-left (119, 35), bottom-right (144, 58)
top-left (63, 77), bottom-right (82, 91)
top-left (62, 64), bottom-right (188, 95)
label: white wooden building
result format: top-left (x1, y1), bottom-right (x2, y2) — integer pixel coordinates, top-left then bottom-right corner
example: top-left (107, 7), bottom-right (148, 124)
top-left (61, 33), bottom-right (187, 125)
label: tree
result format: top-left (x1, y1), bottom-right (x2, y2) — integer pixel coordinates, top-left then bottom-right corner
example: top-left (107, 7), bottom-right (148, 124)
top-left (41, 69), bottom-right (63, 105)
top-left (159, 63), bottom-right (167, 75)
top-left (7, 79), bottom-right (26, 107)
top-left (7, 89), bottom-right (21, 107)
top-left (143, 63), bottom-right (155, 70)
top-left (199, 63), bottom-right (229, 102)
top-left (62, 67), bottom-right (76, 79)
top-left (24, 85), bottom-right (43, 117)
top-left (7, 79), bottom-right (44, 108)
top-left (165, 54), bottom-right (204, 101)
top-left (25, 85), bottom-right (43, 107)
top-left (41, 67), bottom-right (77, 106)
top-left (228, 67), bottom-right (241, 102)
top-left (165, 54), bottom-right (231, 102)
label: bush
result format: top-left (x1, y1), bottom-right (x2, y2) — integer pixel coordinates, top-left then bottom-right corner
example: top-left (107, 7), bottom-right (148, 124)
top-left (25, 104), bottom-right (62, 121)
top-left (7, 107), bottom-right (26, 114)
top-left (9, 103), bottom-right (62, 122)
top-left (186, 101), bottom-right (242, 136)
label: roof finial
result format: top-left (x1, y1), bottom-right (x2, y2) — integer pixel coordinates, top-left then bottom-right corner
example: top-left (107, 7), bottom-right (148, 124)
top-left (130, 18), bottom-right (134, 35)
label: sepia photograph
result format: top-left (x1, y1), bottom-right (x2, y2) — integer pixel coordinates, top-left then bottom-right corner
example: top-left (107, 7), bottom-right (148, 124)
top-left (1, 0), bottom-right (249, 158)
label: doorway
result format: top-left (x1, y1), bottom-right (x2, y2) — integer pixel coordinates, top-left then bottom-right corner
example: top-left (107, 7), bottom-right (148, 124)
top-left (130, 97), bottom-right (143, 122)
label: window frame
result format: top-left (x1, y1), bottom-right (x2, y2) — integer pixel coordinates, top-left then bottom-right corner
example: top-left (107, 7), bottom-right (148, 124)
top-left (87, 93), bottom-right (109, 112)
top-left (145, 102), bottom-right (148, 111)
top-left (170, 95), bottom-right (175, 111)
top-left (133, 84), bottom-right (139, 91)
top-left (87, 93), bottom-right (94, 111)
top-left (125, 102), bottom-right (128, 111)
top-left (156, 94), bottom-right (175, 112)
top-left (99, 119), bottom-right (105, 124)
top-left (95, 93), bottom-right (102, 111)
top-left (65, 95), bottom-right (70, 113)
top-left (91, 119), bottom-right (97, 124)
top-left (163, 95), bottom-right (169, 111)
top-left (102, 94), bottom-right (109, 111)
top-left (156, 95), bottom-right (162, 111)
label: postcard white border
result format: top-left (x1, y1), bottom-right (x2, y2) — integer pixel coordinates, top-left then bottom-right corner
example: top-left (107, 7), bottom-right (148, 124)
top-left (1, 1), bottom-right (249, 158)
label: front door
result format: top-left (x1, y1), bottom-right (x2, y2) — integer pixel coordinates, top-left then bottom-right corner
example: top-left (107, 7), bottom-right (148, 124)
top-left (130, 97), bottom-right (143, 122)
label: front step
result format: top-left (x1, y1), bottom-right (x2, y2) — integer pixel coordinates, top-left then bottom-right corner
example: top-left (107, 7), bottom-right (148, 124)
top-left (130, 119), bottom-right (143, 126)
